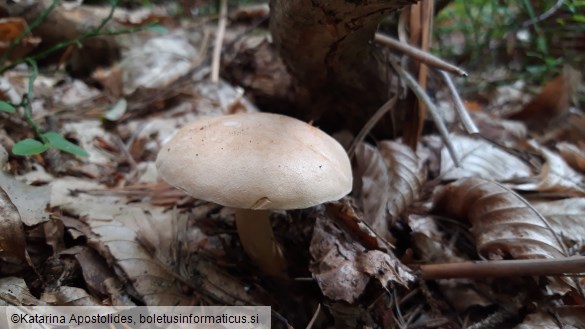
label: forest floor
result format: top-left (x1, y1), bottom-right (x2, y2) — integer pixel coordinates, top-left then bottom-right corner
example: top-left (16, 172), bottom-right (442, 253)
top-left (0, 2), bottom-right (584, 329)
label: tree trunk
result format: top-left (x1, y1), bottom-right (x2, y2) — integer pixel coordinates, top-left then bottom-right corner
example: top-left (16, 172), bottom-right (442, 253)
top-left (269, 0), bottom-right (417, 136)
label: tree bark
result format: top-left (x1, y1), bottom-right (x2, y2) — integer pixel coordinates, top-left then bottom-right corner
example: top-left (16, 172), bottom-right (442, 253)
top-left (269, 0), bottom-right (417, 136)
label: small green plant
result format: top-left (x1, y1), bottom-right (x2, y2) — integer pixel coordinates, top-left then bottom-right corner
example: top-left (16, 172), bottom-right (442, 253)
top-left (435, 0), bottom-right (585, 83)
top-left (3, 60), bottom-right (88, 157)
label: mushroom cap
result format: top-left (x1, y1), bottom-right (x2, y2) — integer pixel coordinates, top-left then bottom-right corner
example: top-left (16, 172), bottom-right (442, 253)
top-left (156, 112), bottom-right (352, 210)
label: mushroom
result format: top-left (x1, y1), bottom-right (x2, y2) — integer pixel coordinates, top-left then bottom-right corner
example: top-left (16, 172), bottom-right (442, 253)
top-left (156, 112), bottom-right (352, 277)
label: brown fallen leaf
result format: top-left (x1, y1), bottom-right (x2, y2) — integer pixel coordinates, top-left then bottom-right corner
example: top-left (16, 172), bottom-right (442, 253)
top-left (60, 245), bottom-right (135, 306)
top-left (309, 215), bottom-right (414, 303)
top-left (0, 277), bottom-right (43, 305)
top-left (41, 286), bottom-right (102, 306)
top-left (532, 198), bottom-right (585, 247)
top-left (514, 141), bottom-right (585, 197)
top-left (353, 141), bottom-right (424, 238)
top-left (379, 141), bottom-right (426, 221)
top-left (440, 134), bottom-right (532, 181)
top-left (0, 187), bottom-right (27, 263)
top-left (0, 171), bottom-right (50, 226)
top-left (432, 177), bottom-right (567, 260)
top-left (507, 65), bottom-right (582, 130)
top-left (0, 17), bottom-right (41, 60)
top-left (556, 142), bottom-right (585, 174)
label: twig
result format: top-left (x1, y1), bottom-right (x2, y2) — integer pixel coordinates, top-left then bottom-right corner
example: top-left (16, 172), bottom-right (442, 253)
top-left (416, 256), bottom-right (585, 279)
top-left (211, 0), bottom-right (228, 83)
top-left (439, 70), bottom-right (479, 134)
top-left (348, 94), bottom-right (398, 158)
top-left (389, 57), bottom-right (460, 167)
top-left (375, 33), bottom-right (468, 77)
top-left (305, 304), bottom-right (321, 329)
top-left (522, 0), bottom-right (565, 28)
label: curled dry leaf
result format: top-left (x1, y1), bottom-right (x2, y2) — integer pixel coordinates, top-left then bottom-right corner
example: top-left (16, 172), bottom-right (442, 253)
top-left (440, 134), bottom-right (532, 181)
top-left (0, 187), bottom-right (27, 263)
top-left (379, 141), bottom-right (426, 220)
top-left (556, 142), bottom-right (585, 173)
top-left (353, 141), bottom-right (424, 237)
top-left (353, 143), bottom-right (391, 236)
top-left (432, 177), bottom-right (567, 260)
top-left (514, 142), bottom-right (585, 197)
top-left (310, 216), bottom-right (414, 303)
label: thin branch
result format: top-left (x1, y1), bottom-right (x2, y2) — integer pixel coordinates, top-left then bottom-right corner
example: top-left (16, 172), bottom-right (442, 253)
top-left (211, 0), bottom-right (228, 83)
top-left (522, 0), bottom-right (565, 28)
top-left (389, 57), bottom-right (460, 167)
top-left (439, 70), bottom-right (479, 134)
top-left (375, 33), bottom-right (468, 77)
top-left (417, 256), bottom-right (585, 279)
top-left (348, 94), bottom-right (398, 158)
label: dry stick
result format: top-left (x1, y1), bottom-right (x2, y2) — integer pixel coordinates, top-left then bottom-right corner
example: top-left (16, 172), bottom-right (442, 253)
top-left (439, 70), bottom-right (479, 134)
top-left (211, 0), bottom-right (228, 83)
top-left (389, 57), bottom-right (460, 167)
top-left (522, 0), bottom-right (566, 28)
top-left (417, 256), bottom-right (585, 279)
top-left (375, 33), bottom-right (468, 77)
top-left (305, 304), bottom-right (321, 329)
top-left (348, 94), bottom-right (398, 158)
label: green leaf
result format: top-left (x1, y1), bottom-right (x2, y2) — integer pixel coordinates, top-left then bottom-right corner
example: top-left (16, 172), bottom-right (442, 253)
top-left (147, 24), bottom-right (168, 34)
top-left (0, 101), bottom-right (16, 113)
top-left (572, 14), bottom-right (585, 23)
top-left (42, 131), bottom-right (89, 157)
top-left (12, 139), bottom-right (48, 156)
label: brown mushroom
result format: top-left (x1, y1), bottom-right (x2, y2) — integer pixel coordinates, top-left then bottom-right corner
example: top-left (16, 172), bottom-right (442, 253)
top-left (156, 112), bottom-right (352, 276)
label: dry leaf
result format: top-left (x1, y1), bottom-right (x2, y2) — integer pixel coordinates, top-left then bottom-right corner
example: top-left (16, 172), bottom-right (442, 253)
top-left (432, 177), bottom-right (567, 260)
top-left (50, 177), bottom-right (201, 305)
top-left (0, 17), bottom-right (41, 60)
top-left (508, 66), bottom-right (582, 130)
top-left (407, 214), bottom-right (466, 263)
top-left (310, 216), bottom-right (414, 303)
top-left (0, 187), bottom-right (27, 262)
top-left (87, 213), bottom-right (200, 306)
top-left (40, 286), bottom-right (101, 306)
top-left (353, 143), bottom-right (391, 236)
top-left (532, 198), bottom-right (585, 247)
top-left (557, 142), bottom-right (585, 173)
top-left (379, 141), bottom-right (425, 220)
top-left (514, 142), bottom-right (585, 197)
top-left (0, 277), bottom-right (42, 305)
top-left (120, 32), bottom-right (199, 95)
top-left (440, 134), bottom-right (532, 181)
top-left (61, 245), bottom-right (135, 306)
top-left (0, 171), bottom-right (50, 226)
top-left (353, 141), bottom-right (424, 238)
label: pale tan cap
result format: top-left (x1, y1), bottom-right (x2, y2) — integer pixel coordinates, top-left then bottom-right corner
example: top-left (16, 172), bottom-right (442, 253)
top-left (156, 112), bottom-right (353, 210)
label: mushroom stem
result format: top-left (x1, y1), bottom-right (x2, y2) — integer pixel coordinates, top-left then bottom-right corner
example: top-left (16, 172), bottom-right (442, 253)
top-left (234, 208), bottom-right (287, 277)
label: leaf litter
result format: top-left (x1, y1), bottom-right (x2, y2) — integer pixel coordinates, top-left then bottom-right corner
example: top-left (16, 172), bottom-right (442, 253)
top-left (0, 1), bottom-right (584, 328)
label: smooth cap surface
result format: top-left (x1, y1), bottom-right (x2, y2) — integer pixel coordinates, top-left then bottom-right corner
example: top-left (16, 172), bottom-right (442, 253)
top-left (156, 112), bottom-right (352, 210)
